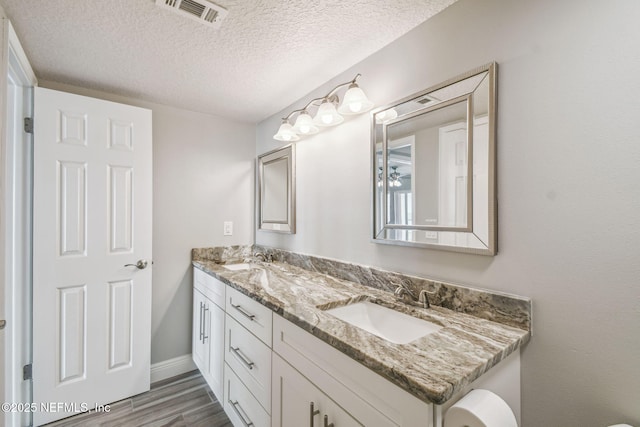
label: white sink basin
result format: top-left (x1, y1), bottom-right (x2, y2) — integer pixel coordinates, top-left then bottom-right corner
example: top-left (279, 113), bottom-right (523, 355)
top-left (324, 301), bottom-right (442, 344)
top-left (222, 263), bottom-right (252, 271)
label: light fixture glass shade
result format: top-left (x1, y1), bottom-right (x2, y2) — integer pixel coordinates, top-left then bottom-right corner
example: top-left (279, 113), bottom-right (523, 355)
top-left (273, 121), bottom-right (300, 142)
top-left (292, 111), bottom-right (319, 135)
top-left (375, 108), bottom-right (398, 124)
top-left (313, 100), bottom-right (344, 127)
top-left (338, 84), bottom-right (374, 115)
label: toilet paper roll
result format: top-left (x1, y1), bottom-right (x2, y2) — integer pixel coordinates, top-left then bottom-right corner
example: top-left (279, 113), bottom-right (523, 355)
top-left (444, 389), bottom-right (518, 427)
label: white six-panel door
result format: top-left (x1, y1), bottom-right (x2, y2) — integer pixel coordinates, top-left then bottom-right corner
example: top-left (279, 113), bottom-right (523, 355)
top-left (33, 87), bottom-right (152, 425)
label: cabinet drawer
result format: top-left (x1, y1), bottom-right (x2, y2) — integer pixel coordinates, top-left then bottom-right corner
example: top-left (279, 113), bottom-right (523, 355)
top-left (194, 267), bottom-right (225, 309)
top-left (224, 363), bottom-right (270, 427)
top-left (225, 314), bottom-right (271, 413)
top-left (226, 285), bottom-right (272, 346)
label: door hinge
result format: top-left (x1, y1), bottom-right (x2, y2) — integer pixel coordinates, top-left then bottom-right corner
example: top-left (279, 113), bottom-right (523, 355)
top-left (24, 117), bottom-right (33, 134)
top-left (23, 363), bottom-right (32, 381)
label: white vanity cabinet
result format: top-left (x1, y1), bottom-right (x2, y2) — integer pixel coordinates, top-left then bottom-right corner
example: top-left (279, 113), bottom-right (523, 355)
top-left (272, 315), bottom-right (433, 427)
top-left (192, 266), bottom-right (521, 427)
top-left (193, 268), bottom-right (226, 402)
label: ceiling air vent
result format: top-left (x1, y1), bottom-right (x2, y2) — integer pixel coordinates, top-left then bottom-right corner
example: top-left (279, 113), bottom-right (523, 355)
top-left (415, 94), bottom-right (440, 105)
top-left (155, 0), bottom-right (228, 29)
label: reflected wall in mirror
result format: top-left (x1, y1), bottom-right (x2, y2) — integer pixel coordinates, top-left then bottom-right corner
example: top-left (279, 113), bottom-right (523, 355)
top-left (372, 63), bottom-right (496, 255)
top-left (258, 144), bottom-right (295, 233)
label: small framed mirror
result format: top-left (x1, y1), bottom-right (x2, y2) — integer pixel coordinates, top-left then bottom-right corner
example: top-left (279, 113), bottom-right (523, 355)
top-left (372, 63), bottom-right (497, 255)
top-left (258, 144), bottom-right (295, 233)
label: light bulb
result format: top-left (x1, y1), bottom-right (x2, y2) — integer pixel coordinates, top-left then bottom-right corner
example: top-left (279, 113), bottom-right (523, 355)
top-left (293, 111), bottom-right (318, 135)
top-left (313, 101), bottom-right (343, 127)
top-left (273, 121), bottom-right (299, 142)
top-left (338, 84), bottom-right (373, 115)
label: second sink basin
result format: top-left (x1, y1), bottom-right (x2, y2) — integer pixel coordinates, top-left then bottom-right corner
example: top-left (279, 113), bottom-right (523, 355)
top-left (324, 301), bottom-right (442, 344)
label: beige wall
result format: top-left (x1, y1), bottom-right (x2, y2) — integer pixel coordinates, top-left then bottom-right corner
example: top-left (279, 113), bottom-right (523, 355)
top-left (41, 80), bottom-right (256, 364)
top-left (256, 0), bottom-right (640, 425)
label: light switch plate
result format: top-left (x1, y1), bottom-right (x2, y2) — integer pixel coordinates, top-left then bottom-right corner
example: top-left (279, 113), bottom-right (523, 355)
top-left (223, 221), bottom-right (233, 236)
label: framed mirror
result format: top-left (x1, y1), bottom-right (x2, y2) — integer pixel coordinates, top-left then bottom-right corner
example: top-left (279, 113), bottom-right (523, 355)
top-left (371, 63), bottom-right (497, 255)
top-left (258, 144), bottom-right (295, 233)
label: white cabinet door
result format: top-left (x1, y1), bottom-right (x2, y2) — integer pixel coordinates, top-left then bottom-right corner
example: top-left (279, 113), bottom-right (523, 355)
top-left (192, 289), bottom-right (210, 373)
top-left (272, 354), bottom-right (362, 427)
top-left (207, 302), bottom-right (225, 401)
top-left (33, 87), bottom-right (153, 426)
top-left (193, 286), bottom-right (225, 402)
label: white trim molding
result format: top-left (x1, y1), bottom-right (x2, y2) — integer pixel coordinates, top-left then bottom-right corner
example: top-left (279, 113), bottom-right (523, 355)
top-left (150, 354), bottom-right (197, 384)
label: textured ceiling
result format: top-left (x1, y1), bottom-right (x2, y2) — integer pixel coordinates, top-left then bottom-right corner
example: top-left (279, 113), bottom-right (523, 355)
top-left (0, 0), bottom-right (457, 123)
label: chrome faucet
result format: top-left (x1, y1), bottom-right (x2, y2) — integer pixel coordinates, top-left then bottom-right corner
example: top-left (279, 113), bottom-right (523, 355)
top-left (253, 251), bottom-right (273, 263)
top-left (418, 290), bottom-right (432, 309)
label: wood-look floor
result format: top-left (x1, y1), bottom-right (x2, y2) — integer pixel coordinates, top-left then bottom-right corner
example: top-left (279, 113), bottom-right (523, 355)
top-left (43, 371), bottom-right (232, 427)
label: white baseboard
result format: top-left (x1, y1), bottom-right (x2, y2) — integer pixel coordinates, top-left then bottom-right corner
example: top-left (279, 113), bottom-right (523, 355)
top-left (150, 354), bottom-right (197, 384)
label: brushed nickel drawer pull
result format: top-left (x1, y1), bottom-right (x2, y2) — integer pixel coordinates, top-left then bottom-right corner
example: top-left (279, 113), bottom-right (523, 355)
top-left (202, 305), bottom-right (209, 343)
top-left (229, 400), bottom-right (254, 427)
top-left (231, 303), bottom-right (256, 321)
top-left (324, 415), bottom-right (334, 427)
top-left (230, 346), bottom-right (255, 370)
top-left (310, 401), bottom-right (320, 427)
top-left (199, 302), bottom-right (204, 342)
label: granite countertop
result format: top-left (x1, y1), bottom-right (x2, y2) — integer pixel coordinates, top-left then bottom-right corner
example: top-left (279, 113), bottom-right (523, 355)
top-left (192, 258), bottom-right (530, 405)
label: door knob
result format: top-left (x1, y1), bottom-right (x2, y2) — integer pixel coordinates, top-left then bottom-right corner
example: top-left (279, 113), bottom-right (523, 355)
top-left (124, 259), bottom-right (149, 269)
top-left (0, 320), bottom-right (6, 330)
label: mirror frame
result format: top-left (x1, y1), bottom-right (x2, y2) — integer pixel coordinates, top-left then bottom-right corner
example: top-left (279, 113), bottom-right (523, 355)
top-left (371, 62), bottom-right (497, 255)
top-left (257, 144), bottom-right (296, 234)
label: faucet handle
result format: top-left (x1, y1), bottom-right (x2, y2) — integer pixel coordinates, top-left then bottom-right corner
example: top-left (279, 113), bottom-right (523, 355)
top-left (396, 279), bottom-right (417, 300)
top-left (253, 251), bottom-right (273, 263)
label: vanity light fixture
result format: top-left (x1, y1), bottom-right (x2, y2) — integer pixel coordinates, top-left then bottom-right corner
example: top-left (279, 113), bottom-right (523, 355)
top-left (338, 82), bottom-right (374, 115)
top-left (273, 74), bottom-right (373, 141)
top-left (273, 119), bottom-right (300, 142)
top-left (313, 98), bottom-right (344, 127)
top-left (292, 110), bottom-right (318, 135)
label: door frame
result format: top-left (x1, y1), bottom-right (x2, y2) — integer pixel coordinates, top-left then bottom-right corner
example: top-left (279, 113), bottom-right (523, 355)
top-left (1, 17), bottom-right (37, 427)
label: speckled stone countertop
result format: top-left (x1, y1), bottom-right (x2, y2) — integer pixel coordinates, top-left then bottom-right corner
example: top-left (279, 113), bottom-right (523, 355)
top-left (192, 257), bottom-right (530, 405)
